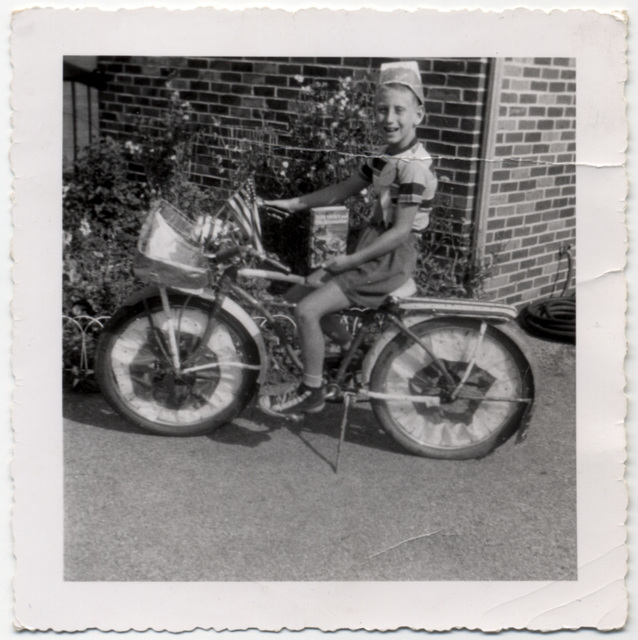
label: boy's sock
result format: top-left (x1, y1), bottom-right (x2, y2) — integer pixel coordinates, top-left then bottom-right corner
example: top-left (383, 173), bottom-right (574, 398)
top-left (302, 373), bottom-right (324, 389)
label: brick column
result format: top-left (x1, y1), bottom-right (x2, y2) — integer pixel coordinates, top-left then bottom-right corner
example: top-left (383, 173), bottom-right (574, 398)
top-left (479, 57), bottom-right (576, 305)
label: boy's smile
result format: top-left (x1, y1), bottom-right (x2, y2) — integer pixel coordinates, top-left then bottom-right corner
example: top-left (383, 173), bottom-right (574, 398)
top-left (375, 85), bottom-right (424, 154)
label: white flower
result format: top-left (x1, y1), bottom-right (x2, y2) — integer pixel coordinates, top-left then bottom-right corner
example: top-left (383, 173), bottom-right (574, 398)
top-left (63, 230), bottom-right (72, 246)
top-left (79, 218), bottom-right (91, 237)
top-left (281, 161), bottom-right (289, 169)
top-left (360, 188), bottom-right (368, 196)
top-left (294, 74), bottom-right (305, 84)
top-left (124, 140), bottom-right (142, 155)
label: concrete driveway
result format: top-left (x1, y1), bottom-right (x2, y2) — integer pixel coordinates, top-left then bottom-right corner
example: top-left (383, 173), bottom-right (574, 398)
top-left (63, 333), bottom-right (576, 582)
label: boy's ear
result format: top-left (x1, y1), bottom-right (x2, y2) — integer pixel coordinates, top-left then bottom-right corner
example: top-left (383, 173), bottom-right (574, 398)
top-left (415, 103), bottom-right (425, 125)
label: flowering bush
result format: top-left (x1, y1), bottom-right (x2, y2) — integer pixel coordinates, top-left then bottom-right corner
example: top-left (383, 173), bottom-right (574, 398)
top-left (125, 87), bottom-right (224, 218)
top-left (275, 75), bottom-right (378, 197)
top-left (62, 85), bottom-right (228, 387)
top-left (63, 137), bottom-right (148, 387)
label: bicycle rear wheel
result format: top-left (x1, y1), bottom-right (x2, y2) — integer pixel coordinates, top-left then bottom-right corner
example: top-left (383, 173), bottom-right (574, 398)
top-left (370, 318), bottom-right (534, 459)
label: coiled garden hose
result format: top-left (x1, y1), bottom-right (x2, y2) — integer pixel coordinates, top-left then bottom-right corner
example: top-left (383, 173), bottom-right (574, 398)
top-left (519, 246), bottom-right (576, 343)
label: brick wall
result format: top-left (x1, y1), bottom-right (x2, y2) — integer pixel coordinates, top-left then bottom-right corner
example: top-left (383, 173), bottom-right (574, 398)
top-left (96, 56), bottom-right (489, 229)
top-left (480, 58), bottom-right (576, 305)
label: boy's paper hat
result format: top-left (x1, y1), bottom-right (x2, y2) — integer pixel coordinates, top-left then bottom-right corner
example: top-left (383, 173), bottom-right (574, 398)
top-left (378, 61), bottom-right (424, 105)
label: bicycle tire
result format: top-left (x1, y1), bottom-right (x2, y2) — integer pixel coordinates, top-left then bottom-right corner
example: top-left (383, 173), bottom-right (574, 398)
top-left (95, 294), bottom-right (260, 436)
top-left (370, 317), bottom-right (534, 459)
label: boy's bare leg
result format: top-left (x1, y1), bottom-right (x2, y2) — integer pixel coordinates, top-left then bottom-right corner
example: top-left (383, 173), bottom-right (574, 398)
top-left (295, 281), bottom-right (351, 387)
top-left (285, 273), bottom-right (353, 349)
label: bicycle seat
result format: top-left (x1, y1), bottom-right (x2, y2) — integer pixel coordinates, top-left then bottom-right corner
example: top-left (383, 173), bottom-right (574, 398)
top-left (388, 278), bottom-right (417, 299)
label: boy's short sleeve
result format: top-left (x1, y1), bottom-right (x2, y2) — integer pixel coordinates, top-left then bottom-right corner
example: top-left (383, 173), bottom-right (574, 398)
top-left (396, 158), bottom-right (437, 207)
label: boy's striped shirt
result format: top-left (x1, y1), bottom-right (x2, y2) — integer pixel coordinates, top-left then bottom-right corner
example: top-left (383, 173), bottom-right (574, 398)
top-left (359, 139), bottom-right (437, 231)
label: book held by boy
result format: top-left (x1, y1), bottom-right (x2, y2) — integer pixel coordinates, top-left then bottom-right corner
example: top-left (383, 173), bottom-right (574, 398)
top-left (308, 206), bottom-right (349, 269)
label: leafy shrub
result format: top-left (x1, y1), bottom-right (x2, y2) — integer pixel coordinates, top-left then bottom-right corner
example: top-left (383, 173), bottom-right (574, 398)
top-left (62, 137), bottom-right (149, 387)
top-left (416, 213), bottom-right (491, 298)
top-left (63, 137), bottom-right (148, 317)
top-left (125, 86), bottom-right (224, 219)
top-left (63, 85), bottom-right (226, 387)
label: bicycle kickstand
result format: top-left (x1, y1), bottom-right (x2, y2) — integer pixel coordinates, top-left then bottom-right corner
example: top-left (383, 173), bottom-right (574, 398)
top-left (334, 393), bottom-right (353, 474)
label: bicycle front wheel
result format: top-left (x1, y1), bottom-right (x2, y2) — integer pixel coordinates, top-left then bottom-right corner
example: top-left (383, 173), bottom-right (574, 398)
top-left (370, 318), bottom-right (534, 459)
top-left (96, 294), bottom-right (260, 436)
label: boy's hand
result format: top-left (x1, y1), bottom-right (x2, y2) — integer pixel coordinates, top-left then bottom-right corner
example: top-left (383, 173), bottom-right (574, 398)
top-left (262, 198), bottom-right (297, 214)
top-left (305, 268), bottom-right (331, 288)
top-left (323, 254), bottom-right (357, 274)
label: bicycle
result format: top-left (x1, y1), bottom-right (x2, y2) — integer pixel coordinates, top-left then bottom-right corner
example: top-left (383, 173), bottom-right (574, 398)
top-left (95, 186), bottom-right (535, 460)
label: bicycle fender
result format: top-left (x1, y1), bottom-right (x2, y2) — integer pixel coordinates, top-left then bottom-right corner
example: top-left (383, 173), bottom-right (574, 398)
top-left (118, 285), bottom-right (269, 384)
top-left (398, 296), bottom-right (518, 321)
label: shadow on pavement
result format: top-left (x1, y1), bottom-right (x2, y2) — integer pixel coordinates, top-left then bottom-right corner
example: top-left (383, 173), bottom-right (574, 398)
top-left (63, 390), bottom-right (405, 460)
top-left (250, 400), bottom-right (406, 456)
top-left (63, 391), bottom-right (279, 449)
top-left (63, 391), bottom-right (146, 435)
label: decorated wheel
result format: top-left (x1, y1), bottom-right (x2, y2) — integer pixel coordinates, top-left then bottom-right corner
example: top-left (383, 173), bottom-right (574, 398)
top-left (96, 294), bottom-right (260, 436)
top-left (370, 318), bottom-right (534, 459)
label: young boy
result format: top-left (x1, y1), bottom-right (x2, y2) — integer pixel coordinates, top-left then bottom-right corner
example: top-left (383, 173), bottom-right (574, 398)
top-left (260, 60), bottom-right (437, 416)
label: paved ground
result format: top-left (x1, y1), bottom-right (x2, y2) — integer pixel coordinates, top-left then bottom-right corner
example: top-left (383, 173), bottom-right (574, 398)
top-left (63, 332), bottom-right (576, 582)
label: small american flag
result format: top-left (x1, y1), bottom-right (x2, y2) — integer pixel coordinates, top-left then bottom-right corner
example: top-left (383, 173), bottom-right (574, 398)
top-left (225, 179), bottom-right (264, 253)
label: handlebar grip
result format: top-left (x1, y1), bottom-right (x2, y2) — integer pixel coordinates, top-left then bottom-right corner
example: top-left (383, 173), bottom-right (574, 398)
top-left (261, 205), bottom-right (291, 220)
top-left (261, 255), bottom-right (291, 274)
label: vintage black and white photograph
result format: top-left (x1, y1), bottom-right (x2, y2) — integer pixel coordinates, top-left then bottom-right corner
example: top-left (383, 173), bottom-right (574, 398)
top-left (62, 53), bottom-right (576, 581)
top-left (11, 7), bottom-right (627, 633)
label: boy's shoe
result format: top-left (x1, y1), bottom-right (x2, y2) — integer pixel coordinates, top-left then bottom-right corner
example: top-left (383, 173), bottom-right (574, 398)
top-left (259, 383), bottom-right (325, 416)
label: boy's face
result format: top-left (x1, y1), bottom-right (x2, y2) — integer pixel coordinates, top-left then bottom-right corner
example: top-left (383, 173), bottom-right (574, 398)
top-left (374, 85), bottom-right (424, 152)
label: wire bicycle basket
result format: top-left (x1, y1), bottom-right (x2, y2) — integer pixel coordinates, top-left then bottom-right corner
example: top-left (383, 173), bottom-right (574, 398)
top-left (133, 179), bottom-right (263, 289)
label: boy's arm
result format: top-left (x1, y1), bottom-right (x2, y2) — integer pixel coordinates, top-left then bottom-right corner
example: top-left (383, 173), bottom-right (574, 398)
top-left (264, 173), bottom-right (369, 212)
top-left (323, 203), bottom-right (418, 274)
